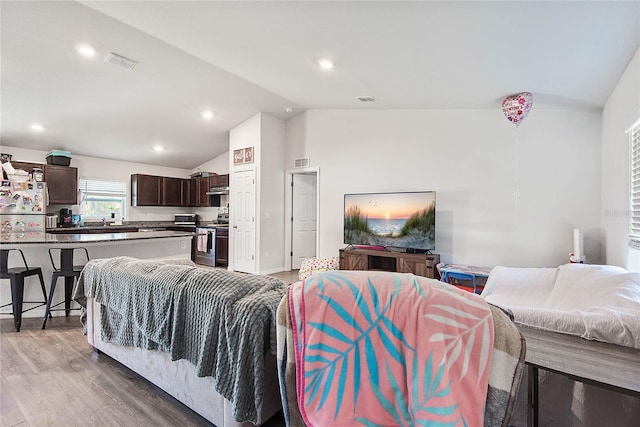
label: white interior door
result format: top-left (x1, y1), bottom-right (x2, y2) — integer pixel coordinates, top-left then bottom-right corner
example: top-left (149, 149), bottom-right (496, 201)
top-left (233, 169), bottom-right (256, 273)
top-left (291, 172), bottom-right (317, 269)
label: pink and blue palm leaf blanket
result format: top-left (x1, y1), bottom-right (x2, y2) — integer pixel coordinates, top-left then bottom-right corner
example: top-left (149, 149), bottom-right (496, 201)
top-left (289, 271), bottom-right (495, 427)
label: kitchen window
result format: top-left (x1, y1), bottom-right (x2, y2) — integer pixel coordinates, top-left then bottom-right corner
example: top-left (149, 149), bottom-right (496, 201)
top-left (79, 179), bottom-right (127, 220)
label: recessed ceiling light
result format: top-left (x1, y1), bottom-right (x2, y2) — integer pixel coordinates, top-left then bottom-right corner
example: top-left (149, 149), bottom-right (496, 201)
top-left (318, 59), bottom-right (335, 70)
top-left (284, 107), bottom-right (293, 113)
top-left (30, 123), bottom-right (45, 132)
top-left (76, 44), bottom-right (96, 58)
top-left (201, 110), bottom-right (215, 120)
top-left (153, 145), bottom-right (164, 152)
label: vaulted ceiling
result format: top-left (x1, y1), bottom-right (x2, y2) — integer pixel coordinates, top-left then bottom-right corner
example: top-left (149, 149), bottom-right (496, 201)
top-left (2, 1), bottom-right (639, 169)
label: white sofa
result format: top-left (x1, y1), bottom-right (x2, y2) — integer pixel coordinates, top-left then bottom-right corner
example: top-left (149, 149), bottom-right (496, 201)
top-left (77, 256), bottom-right (286, 427)
top-left (86, 297), bottom-right (282, 427)
top-left (481, 263), bottom-right (640, 427)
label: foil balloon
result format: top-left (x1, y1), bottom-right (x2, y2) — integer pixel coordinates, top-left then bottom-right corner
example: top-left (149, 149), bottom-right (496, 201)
top-left (502, 92), bottom-right (533, 127)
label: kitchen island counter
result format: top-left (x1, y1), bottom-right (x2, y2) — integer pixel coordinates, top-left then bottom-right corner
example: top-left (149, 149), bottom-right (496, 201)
top-left (46, 225), bottom-right (139, 233)
top-left (0, 230), bottom-right (194, 320)
top-left (2, 230), bottom-right (195, 244)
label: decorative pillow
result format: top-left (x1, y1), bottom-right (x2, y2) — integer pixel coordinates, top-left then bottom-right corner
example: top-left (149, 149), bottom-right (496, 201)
top-left (298, 256), bottom-right (339, 281)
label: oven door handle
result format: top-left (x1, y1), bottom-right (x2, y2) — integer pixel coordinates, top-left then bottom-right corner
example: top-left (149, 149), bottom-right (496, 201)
top-left (207, 230), bottom-right (214, 251)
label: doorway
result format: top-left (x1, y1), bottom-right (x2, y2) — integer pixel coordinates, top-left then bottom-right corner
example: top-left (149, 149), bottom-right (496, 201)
top-left (232, 168), bottom-right (256, 274)
top-left (285, 168), bottom-right (319, 271)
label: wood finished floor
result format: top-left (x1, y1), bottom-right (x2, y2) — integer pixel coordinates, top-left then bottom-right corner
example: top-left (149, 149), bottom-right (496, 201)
top-left (0, 269), bottom-right (299, 427)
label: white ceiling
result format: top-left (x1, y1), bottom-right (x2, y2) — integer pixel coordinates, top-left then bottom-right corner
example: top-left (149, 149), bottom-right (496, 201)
top-left (2, 1), bottom-right (639, 169)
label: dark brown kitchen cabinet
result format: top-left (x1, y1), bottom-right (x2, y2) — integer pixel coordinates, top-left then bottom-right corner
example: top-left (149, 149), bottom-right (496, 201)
top-left (5, 161), bottom-right (77, 205)
top-left (131, 174), bottom-right (162, 206)
top-left (162, 177), bottom-right (186, 207)
top-left (215, 227), bottom-right (229, 267)
top-left (6, 161), bottom-right (41, 175)
top-left (185, 173), bottom-right (227, 207)
top-left (207, 174), bottom-right (228, 207)
top-left (44, 165), bottom-right (78, 204)
top-left (198, 177), bottom-right (210, 206)
top-left (209, 174), bottom-right (229, 188)
top-left (188, 178), bottom-right (198, 207)
top-left (132, 173), bottom-right (222, 207)
top-left (181, 179), bottom-right (189, 205)
top-left (187, 177), bottom-right (210, 207)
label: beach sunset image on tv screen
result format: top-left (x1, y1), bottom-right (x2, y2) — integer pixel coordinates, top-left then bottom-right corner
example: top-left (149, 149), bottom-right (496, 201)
top-left (344, 191), bottom-right (436, 250)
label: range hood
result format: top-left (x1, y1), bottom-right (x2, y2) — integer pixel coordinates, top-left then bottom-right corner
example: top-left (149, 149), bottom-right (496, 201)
top-left (206, 186), bottom-right (229, 195)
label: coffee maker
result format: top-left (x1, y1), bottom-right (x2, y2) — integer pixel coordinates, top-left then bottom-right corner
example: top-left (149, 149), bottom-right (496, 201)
top-left (58, 208), bottom-right (73, 228)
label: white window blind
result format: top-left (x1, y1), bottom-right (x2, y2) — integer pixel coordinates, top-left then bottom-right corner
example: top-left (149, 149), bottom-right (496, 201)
top-left (79, 179), bottom-right (127, 220)
top-left (79, 179), bottom-right (126, 196)
top-left (631, 122), bottom-right (640, 239)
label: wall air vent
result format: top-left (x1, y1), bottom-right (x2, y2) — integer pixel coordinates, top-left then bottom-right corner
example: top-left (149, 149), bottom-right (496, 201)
top-left (356, 96), bottom-right (377, 103)
top-left (294, 157), bottom-right (310, 168)
top-left (104, 52), bottom-right (138, 70)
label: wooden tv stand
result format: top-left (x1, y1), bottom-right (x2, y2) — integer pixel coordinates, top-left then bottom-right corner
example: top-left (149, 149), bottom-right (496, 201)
top-left (339, 248), bottom-right (440, 279)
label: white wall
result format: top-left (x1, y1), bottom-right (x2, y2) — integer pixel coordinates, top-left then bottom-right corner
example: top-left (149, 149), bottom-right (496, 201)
top-left (602, 46), bottom-right (640, 270)
top-left (258, 114), bottom-right (286, 274)
top-left (4, 146), bottom-right (194, 221)
top-left (285, 108), bottom-right (603, 268)
top-left (228, 114), bottom-right (261, 272)
top-left (227, 113), bottom-right (286, 274)
top-left (193, 152), bottom-right (230, 175)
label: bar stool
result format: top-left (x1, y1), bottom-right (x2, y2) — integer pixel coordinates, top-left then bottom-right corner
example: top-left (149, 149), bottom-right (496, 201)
top-left (0, 249), bottom-right (48, 332)
top-left (42, 247), bottom-right (89, 329)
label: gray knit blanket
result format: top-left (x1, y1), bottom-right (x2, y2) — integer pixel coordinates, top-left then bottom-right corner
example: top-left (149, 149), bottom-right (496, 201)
top-left (74, 256), bottom-right (288, 424)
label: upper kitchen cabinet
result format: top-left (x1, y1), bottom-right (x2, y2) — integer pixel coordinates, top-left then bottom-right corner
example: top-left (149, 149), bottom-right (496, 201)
top-left (44, 165), bottom-right (78, 204)
top-left (188, 178), bottom-right (198, 207)
top-left (132, 173), bottom-right (224, 207)
top-left (162, 176), bottom-right (187, 207)
top-left (132, 174), bottom-right (192, 207)
top-left (4, 161), bottom-right (77, 205)
top-left (131, 174), bottom-right (162, 206)
top-left (198, 176), bottom-right (211, 206)
top-left (186, 173), bottom-right (228, 207)
top-left (207, 174), bottom-right (229, 207)
top-left (209, 174), bottom-right (229, 188)
top-left (8, 161), bottom-right (40, 175)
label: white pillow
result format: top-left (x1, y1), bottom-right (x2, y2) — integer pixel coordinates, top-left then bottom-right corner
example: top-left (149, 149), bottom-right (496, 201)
top-left (298, 257), bottom-right (339, 281)
top-left (481, 265), bottom-right (558, 308)
top-left (546, 263), bottom-right (639, 311)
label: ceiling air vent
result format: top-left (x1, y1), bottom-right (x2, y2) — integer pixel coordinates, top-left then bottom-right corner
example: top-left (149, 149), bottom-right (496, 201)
top-left (356, 96), bottom-right (377, 103)
top-left (294, 157), bottom-right (310, 168)
top-left (104, 52), bottom-right (138, 70)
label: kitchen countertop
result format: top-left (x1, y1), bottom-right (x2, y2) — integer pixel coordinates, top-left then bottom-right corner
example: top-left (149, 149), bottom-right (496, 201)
top-left (1, 230), bottom-right (195, 244)
top-left (46, 222), bottom-right (229, 231)
top-left (47, 225), bottom-right (139, 232)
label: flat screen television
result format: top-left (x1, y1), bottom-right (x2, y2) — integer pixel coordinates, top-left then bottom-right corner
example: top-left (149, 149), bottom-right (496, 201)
top-left (344, 191), bottom-right (436, 251)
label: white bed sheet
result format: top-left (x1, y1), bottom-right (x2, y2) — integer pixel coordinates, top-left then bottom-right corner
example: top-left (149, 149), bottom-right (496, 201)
top-left (482, 263), bottom-right (640, 349)
top-left (481, 263), bottom-right (640, 427)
